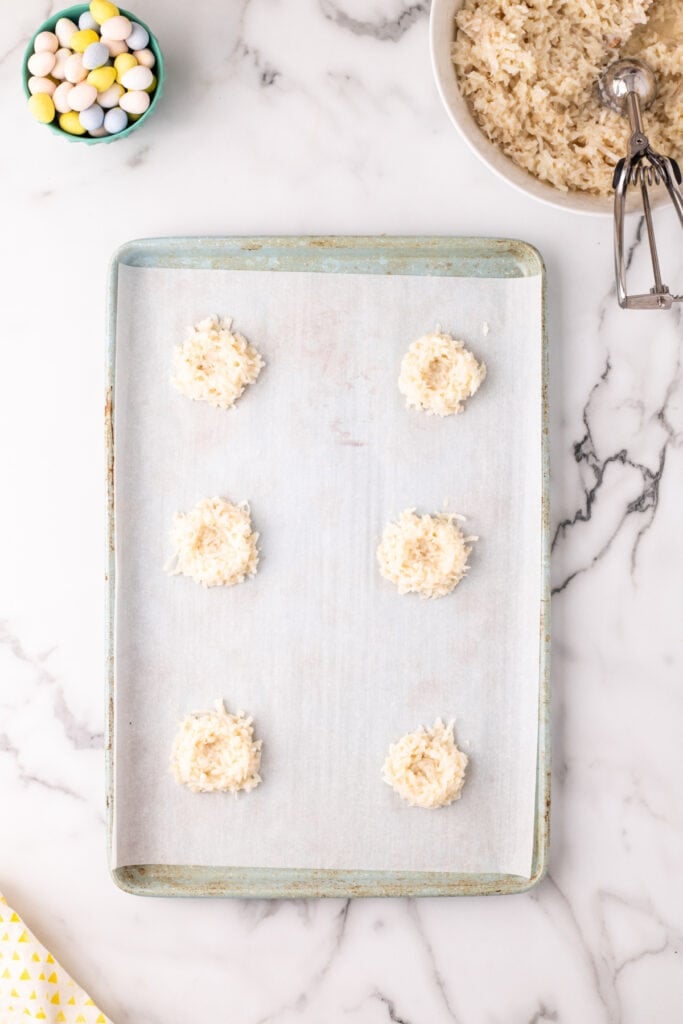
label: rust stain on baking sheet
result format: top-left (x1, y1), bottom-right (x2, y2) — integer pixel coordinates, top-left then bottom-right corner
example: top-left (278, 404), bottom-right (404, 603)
top-left (331, 418), bottom-right (367, 447)
top-left (105, 387), bottom-right (115, 555)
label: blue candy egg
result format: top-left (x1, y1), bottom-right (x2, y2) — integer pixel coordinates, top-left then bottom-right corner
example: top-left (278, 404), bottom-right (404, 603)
top-left (125, 23), bottom-right (149, 51)
top-left (79, 102), bottom-right (104, 131)
top-left (103, 106), bottom-right (128, 134)
top-left (78, 11), bottom-right (99, 31)
top-left (82, 41), bottom-right (109, 70)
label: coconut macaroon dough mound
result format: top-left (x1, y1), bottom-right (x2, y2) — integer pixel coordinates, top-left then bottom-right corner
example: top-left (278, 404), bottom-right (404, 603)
top-left (399, 331), bottom-right (486, 416)
top-left (377, 509), bottom-right (474, 599)
top-left (171, 315), bottom-right (264, 410)
top-left (171, 700), bottom-right (262, 794)
top-left (382, 719), bottom-right (468, 809)
top-left (167, 496), bottom-right (259, 588)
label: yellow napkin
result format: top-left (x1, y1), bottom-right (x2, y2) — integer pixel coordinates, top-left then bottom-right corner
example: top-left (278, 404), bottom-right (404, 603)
top-left (0, 893), bottom-right (112, 1024)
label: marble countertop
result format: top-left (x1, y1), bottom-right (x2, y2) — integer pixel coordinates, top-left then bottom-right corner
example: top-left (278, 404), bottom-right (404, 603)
top-left (2, 1), bottom-right (682, 1021)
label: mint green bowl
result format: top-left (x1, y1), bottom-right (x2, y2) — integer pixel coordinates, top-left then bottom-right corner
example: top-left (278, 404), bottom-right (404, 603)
top-left (22, 4), bottom-right (164, 144)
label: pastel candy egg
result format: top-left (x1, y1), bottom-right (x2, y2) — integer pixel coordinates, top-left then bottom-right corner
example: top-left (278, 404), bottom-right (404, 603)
top-left (55, 17), bottom-right (78, 47)
top-left (144, 73), bottom-right (157, 94)
top-left (70, 29), bottom-right (99, 53)
top-left (103, 106), bottom-right (127, 133)
top-left (121, 65), bottom-right (153, 91)
top-left (114, 52), bottom-right (137, 81)
top-left (97, 82), bottom-right (124, 108)
top-left (27, 50), bottom-right (56, 77)
top-left (79, 103), bottom-right (104, 131)
top-left (28, 93), bottom-right (55, 123)
top-left (125, 23), bottom-right (149, 50)
top-left (65, 52), bottom-right (87, 83)
top-left (59, 110), bottom-right (86, 135)
top-left (51, 47), bottom-right (71, 80)
top-left (101, 15), bottom-right (132, 41)
top-left (28, 76), bottom-right (56, 96)
top-left (68, 82), bottom-right (98, 111)
top-left (83, 41), bottom-right (109, 69)
top-left (88, 65), bottom-right (117, 92)
top-left (103, 37), bottom-right (127, 56)
top-left (34, 30), bottom-right (58, 53)
top-left (133, 48), bottom-right (155, 69)
top-left (88, 126), bottom-right (109, 137)
top-left (53, 81), bottom-right (75, 113)
top-left (90, 0), bottom-right (120, 25)
top-left (78, 11), bottom-right (99, 31)
top-left (119, 89), bottom-right (149, 115)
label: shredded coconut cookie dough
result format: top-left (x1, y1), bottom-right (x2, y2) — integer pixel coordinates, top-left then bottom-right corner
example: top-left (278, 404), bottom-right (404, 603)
top-left (167, 496), bottom-right (259, 588)
top-left (399, 332), bottom-right (486, 416)
top-left (171, 699), bottom-right (262, 794)
top-left (382, 719), bottom-right (468, 809)
top-left (377, 509), bottom-right (474, 599)
top-left (171, 314), bottom-right (264, 410)
top-left (452, 0), bottom-right (683, 196)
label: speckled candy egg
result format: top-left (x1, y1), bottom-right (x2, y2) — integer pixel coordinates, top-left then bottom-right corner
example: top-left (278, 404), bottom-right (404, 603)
top-left (87, 65), bottom-right (117, 92)
top-left (70, 29), bottom-right (99, 53)
top-left (103, 37), bottom-right (128, 56)
top-left (121, 65), bottom-right (153, 91)
top-left (133, 48), bottom-right (155, 68)
top-left (28, 93), bottom-right (55, 123)
top-left (59, 110), bottom-right (86, 135)
top-left (28, 76), bottom-right (56, 96)
top-left (68, 82), bottom-right (98, 112)
top-left (65, 52), bottom-right (87, 83)
top-left (118, 89), bottom-right (149, 115)
top-left (78, 11), bottom-right (99, 31)
top-left (103, 106), bottom-right (128, 133)
top-left (53, 81), bottom-right (75, 113)
top-left (79, 103), bottom-right (105, 131)
top-left (114, 52), bottom-right (136, 81)
top-left (34, 30), bottom-right (58, 53)
top-left (27, 51), bottom-right (56, 77)
top-left (125, 23), bottom-right (149, 50)
top-left (83, 41), bottom-right (109, 70)
top-left (97, 81), bottom-right (124, 108)
top-left (55, 17), bottom-right (78, 47)
top-left (100, 15), bottom-right (132, 41)
top-left (51, 47), bottom-right (71, 80)
top-left (90, 0), bottom-right (120, 25)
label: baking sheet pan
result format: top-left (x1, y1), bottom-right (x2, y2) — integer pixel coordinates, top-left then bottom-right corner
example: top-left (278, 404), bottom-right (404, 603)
top-left (105, 237), bottom-right (550, 897)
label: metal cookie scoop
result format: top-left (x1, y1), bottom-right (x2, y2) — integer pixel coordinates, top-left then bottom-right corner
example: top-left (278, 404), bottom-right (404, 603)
top-left (599, 58), bottom-right (683, 309)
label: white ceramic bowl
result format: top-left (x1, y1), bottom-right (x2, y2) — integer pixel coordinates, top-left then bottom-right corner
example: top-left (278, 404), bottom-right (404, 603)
top-left (429, 0), bottom-right (613, 216)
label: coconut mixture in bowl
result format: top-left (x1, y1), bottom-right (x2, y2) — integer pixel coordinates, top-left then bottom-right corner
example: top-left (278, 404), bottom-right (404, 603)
top-left (452, 0), bottom-right (683, 196)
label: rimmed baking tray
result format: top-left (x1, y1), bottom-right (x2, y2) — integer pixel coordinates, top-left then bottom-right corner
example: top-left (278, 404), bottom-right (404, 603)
top-left (105, 236), bottom-right (550, 897)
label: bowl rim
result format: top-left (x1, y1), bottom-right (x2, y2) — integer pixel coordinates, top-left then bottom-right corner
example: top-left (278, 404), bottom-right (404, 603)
top-left (429, 0), bottom-right (616, 217)
top-left (22, 3), bottom-right (164, 145)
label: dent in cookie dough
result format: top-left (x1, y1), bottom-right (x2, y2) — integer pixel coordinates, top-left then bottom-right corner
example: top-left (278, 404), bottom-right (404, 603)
top-left (171, 699), bottom-right (262, 794)
top-left (399, 331), bottom-right (486, 416)
top-left (377, 508), bottom-right (474, 599)
top-left (382, 719), bottom-right (468, 809)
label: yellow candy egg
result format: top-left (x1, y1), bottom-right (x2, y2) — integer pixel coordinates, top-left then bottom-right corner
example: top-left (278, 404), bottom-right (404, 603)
top-left (90, 0), bottom-right (120, 26)
top-left (28, 92), bottom-right (55, 124)
top-left (114, 52), bottom-right (137, 82)
top-left (70, 28), bottom-right (99, 53)
top-left (59, 110), bottom-right (86, 135)
top-left (88, 65), bottom-right (117, 92)
top-left (144, 73), bottom-right (157, 94)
